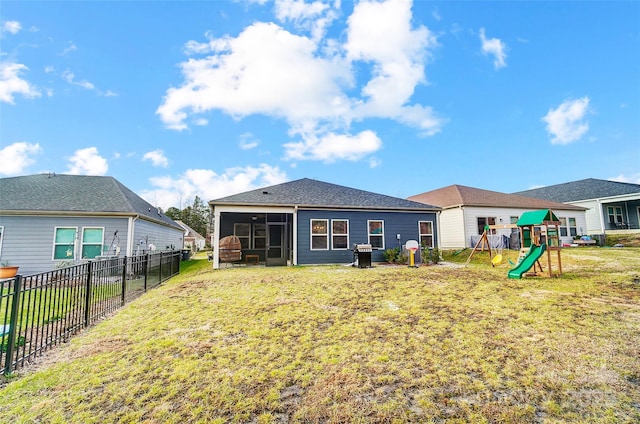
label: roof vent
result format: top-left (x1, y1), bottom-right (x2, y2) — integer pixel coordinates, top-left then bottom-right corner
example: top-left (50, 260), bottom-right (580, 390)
top-left (262, 190), bottom-right (269, 194)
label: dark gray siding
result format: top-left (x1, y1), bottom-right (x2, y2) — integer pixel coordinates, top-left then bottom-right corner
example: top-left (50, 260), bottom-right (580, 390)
top-left (297, 209), bottom-right (438, 265)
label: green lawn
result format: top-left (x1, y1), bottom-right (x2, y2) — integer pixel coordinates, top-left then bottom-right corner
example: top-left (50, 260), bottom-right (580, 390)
top-left (0, 248), bottom-right (638, 423)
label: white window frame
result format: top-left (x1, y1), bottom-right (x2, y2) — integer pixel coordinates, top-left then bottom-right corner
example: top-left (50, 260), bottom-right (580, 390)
top-left (81, 227), bottom-right (105, 259)
top-left (568, 217), bottom-right (577, 237)
top-left (368, 220), bottom-right (385, 250)
top-left (53, 227), bottom-right (78, 261)
top-left (477, 217), bottom-right (497, 235)
top-left (418, 221), bottom-right (434, 248)
top-left (331, 219), bottom-right (349, 250)
top-left (559, 217), bottom-right (568, 237)
top-left (310, 219), bottom-right (329, 250)
top-left (0, 226), bottom-right (4, 258)
top-left (607, 206), bottom-right (623, 224)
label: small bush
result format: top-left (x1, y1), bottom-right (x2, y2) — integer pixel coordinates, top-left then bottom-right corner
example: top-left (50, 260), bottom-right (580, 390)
top-left (383, 248), bottom-right (399, 263)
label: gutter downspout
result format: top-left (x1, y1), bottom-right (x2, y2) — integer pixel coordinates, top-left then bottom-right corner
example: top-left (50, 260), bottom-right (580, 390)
top-left (436, 210), bottom-right (442, 251)
top-left (212, 209), bottom-right (221, 269)
top-left (127, 215), bottom-right (138, 256)
top-left (596, 199), bottom-right (605, 235)
top-left (293, 205), bottom-right (298, 265)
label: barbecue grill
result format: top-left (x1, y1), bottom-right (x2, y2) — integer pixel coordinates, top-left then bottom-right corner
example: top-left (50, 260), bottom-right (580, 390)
top-left (353, 243), bottom-right (372, 268)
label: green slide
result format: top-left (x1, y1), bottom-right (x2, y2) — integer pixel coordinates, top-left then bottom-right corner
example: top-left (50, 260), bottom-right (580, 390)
top-left (507, 243), bottom-right (546, 279)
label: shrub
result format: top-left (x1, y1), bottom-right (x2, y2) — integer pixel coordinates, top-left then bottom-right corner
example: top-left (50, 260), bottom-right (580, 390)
top-left (383, 248), bottom-right (399, 263)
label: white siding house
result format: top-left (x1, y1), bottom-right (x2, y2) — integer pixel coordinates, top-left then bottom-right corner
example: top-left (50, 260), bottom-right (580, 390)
top-left (409, 185), bottom-right (587, 249)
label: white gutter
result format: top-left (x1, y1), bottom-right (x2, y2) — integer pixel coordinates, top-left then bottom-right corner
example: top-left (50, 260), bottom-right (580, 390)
top-left (126, 215), bottom-right (138, 256)
top-left (212, 208), bottom-right (221, 269)
top-left (293, 205), bottom-right (298, 265)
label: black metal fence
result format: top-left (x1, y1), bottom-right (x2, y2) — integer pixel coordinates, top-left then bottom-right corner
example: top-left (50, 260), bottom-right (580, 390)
top-left (1, 250), bottom-right (181, 376)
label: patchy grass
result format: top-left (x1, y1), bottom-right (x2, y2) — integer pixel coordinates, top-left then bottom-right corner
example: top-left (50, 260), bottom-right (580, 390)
top-left (0, 249), bottom-right (639, 423)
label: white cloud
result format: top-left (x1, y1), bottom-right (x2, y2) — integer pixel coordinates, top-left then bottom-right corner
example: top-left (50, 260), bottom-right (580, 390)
top-left (479, 28), bottom-right (507, 69)
top-left (610, 173), bottom-right (640, 185)
top-left (0, 142), bottom-right (42, 176)
top-left (62, 69), bottom-right (95, 90)
top-left (542, 97), bottom-right (590, 145)
top-left (66, 147), bottom-right (108, 175)
top-left (274, 0), bottom-right (336, 41)
top-left (0, 62), bottom-right (41, 104)
top-left (60, 42), bottom-right (77, 56)
top-left (2, 21), bottom-right (22, 34)
top-left (139, 164), bottom-right (288, 210)
top-left (157, 0), bottom-right (443, 163)
top-left (105, 90), bottom-right (118, 97)
top-left (239, 132), bottom-right (260, 150)
top-left (283, 130), bottom-right (382, 162)
top-left (143, 149), bottom-right (169, 168)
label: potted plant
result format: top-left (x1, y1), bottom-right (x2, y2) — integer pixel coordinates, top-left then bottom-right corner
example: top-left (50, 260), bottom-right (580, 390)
top-left (0, 260), bottom-right (19, 279)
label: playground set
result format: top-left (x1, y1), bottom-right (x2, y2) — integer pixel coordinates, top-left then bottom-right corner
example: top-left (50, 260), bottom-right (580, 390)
top-left (465, 209), bottom-right (563, 279)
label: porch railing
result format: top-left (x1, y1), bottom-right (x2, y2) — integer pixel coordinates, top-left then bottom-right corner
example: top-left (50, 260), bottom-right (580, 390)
top-left (1, 250), bottom-right (181, 376)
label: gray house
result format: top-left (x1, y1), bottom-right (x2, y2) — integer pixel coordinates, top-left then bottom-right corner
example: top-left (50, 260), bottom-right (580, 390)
top-left (515, 178), bottom-right (640, 235)
top-left (0, 174), bottom-right (184, 275)
top-left (209, 178), bottom-right (440, 268)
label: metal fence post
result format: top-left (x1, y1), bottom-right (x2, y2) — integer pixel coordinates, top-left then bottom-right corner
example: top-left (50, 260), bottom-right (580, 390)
top-left (4, 275), bottom-right (23, 376)
top-left (84, 261), bottom-right (93, 327)
top-left (121, 256), bottom-right (127, 306)
top-left (144, 254), bottom-right (149, 291)
top-left (159, 251), bottom-right (163, 284)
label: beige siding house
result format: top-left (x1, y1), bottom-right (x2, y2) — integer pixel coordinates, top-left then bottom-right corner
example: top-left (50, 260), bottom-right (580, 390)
top-left (408, 185), bottom-right (587, 249)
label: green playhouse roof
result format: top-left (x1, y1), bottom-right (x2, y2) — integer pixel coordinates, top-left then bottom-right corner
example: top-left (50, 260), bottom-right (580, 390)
top-left (517, 209), bottom-right (560, 226)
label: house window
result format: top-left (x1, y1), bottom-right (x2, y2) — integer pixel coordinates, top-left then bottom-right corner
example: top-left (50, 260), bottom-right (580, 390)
top-left (53, 227), bottom-right (77, 260)
top-left (559, 218), bottom-right (568, 237)
top-left (568, 218), bottom-right (577, 236)
top-left (81, 227), bottom-right (104, 259)
top-left (419, 221), bottom-right (434, 248)
top-left (607, 206), bottom-right (623, 224)
top-left (311, 219), bottom-right (329, 250)
top-left (368, 220), bottom-right (385, 249)
top-left (253, 224), bottom-right (266, 249)
top-left (477, 217), bottom-right (496, 235)
top-left (234, 223), bottom-right (251, 249)
top-left (331, 220), bottom-right (349, 250)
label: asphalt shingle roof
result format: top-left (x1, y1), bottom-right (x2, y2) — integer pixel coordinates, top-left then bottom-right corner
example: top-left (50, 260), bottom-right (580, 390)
top-left (0, 174), bottom-right (181, 229)
top-left (408, 184), bottom-right (585, 211)
top-left (210, 178), bottom-right (439, 211)
top-left (514, 178), bottom-right (640, 203)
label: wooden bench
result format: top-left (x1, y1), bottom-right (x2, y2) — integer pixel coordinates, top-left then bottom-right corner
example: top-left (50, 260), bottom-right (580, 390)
top-left (245, 254), bottom-right (260, 265)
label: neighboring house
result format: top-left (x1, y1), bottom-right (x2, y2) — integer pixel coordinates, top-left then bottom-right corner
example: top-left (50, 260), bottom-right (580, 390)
top-left (209, 178), bottom-right (440, 269)
top-left (175, 220), bottom-right (206, 251)
top-left (408, 184), bottom-right (587, 249)
top-left (514, 178), bottom-right (640, 235)
top-left (0, 174), bottom-right (184, 275)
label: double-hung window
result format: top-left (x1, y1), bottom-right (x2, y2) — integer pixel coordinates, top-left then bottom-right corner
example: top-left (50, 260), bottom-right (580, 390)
top-left (81, 227), bottom-right (104, 259)
top-left (53, 227), bottom-right (77, 260)
top-left (607, 206), bottom-right (623, 224)
top-left (368, 220), bottom-right (384, 249)
top-left (559, 217), bottom-right (568, 237)
top-left (311, 219), bottom-right (329, 250)
top-left (419, 221), bottom-right (434, 248)
top-left (477, 217), bottom-right (496, 235)
top-left (568, 218), bottom-right (577, 236)
top-left (331, 220), bottom-right (349, 249)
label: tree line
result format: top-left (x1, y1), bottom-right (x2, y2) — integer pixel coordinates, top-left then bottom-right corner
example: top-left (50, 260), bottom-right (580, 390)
top-left (164, 196), bottom-right (211, 246)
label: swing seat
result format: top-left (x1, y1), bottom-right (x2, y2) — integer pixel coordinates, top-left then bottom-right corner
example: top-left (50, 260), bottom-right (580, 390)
top-left (491, 254), bottom-right (503, 266)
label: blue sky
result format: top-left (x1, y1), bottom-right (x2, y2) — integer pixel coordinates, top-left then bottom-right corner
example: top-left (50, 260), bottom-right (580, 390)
top-left (1, 0), bottom-right (639, 209)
